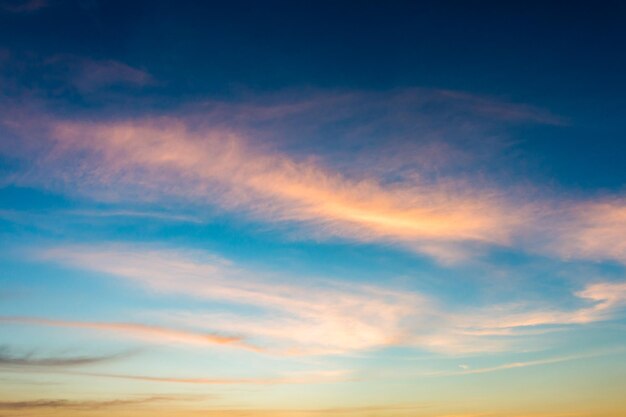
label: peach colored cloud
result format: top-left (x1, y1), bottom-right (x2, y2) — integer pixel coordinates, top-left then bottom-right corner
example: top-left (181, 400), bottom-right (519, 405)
top-left (544, 200), bottom-right (626, 263)
top-left (39, 245), bottom-right (422, 355)
top-left (441, 281), bottom-right (626, 336)
top-left (8, 89), bottom-right (626, 265)
top-left (0, 316), bottom-right (259, 351)
top-left (37, 245), bottom-right (626, 355)
top-left (42, 118), bottom-right (528, 263)
top-left (412, 281), bottom-right (626, 353)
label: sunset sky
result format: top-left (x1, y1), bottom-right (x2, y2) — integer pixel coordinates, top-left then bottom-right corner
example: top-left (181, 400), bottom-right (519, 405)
top-left (1, 1), bottom-right (626, 416)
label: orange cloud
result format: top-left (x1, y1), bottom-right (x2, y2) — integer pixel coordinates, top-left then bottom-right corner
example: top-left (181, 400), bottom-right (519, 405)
top-left (9, 91), bottom-right (624, 267)
top-left (45, 118), bottom-right (524, 262)
top-left (0, 316), bottom-right (259, 351)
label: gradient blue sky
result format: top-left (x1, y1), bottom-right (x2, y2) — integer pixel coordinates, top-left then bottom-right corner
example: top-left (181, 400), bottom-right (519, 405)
top-left (1, 1), bottom-right (626, 416)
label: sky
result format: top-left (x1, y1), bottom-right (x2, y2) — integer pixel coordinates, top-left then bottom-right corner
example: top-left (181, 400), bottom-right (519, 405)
top-left (1, 0), bottom-right (626, 416)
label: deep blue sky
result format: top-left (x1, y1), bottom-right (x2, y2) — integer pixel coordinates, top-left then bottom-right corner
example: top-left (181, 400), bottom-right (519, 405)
top-left (2, 1), bottom-right (624, 97)
top-left (2, 1), bottom-right (625, 188)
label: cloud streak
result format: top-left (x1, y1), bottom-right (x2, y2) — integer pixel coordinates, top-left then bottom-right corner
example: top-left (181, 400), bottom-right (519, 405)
top-left (36, 245), bottom-right (421, 355)
top-left (64, 58), bottom-right (154, 92)
top-left (0, 346), bottom-right (131, 368)
top-left (8, 89), bottom-right (622, 265)
top-left (34, 245), bottom-right (626, 355)
top-left (422, 349), bottom-right (625, 377)
top-left (65, 369), bottom-right (353, 386)
top-left (0, 316), bottom-right (260, 351)
top-left (43, 116), bottom-right (525, 263)
top-left (0, 396), bottom-right (182, 410)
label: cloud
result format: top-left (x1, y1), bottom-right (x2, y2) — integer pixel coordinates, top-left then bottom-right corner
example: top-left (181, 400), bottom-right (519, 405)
top-left (68, 59), bottom-right (154, 92)
top-left (66, 369), bottom-right (353, 386)
top-left (187, 87), bottom-right (563, 128)
top-left (38, 56), bottom-right (154, 92)
top-left (409, 281), bottom-right (626, 353)
top-left (0, 52), bottom-right (153, 105)
top-left (0, 0), bottom-right (47, 13)
top-left (1, 87), bottom-right (566, 262)
top-left (35, 245), bottom-right (626, 355)
top-left (448, 281), bottom-right (626, 332)
top-left (543, 199), bottom-right (626, 263)
top-left (37, 244), bottom-right (421, 355)
top-left (41, 116), bottom-right (524, 263)
top-left (422, 349), bottom-right (624, 377)
top-left (0, 316), bottom-right (260, 351)
top-left (0, 396), bottom-right (181, 410)
top-left (433, 89), bottom-right (565, 125)
top-left (5, 89), bottom-right (626, 266)
top-left (0, 398), bottom-right (433, 417)
top-left (0, 346), bottom-right (131, 368)
top-left (65, 209), bottom-right (203, 224)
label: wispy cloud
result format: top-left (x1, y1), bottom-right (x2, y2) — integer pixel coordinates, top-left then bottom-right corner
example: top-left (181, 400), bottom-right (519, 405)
top-left (0, 0), bottom-right (47, 13)
top-left (421, 349), bottom-right (624, 377)
top-left (410, 281), bottom-right (626, 353)
top-left (433, 89), bottom-right (565, 125)
top-left (543, 199), bottom-right (626, 263)
top-left (0, 400), bottom-right (434, 417)
top-left (65, 369), bottom-right (353, 386)
top-left (36, 245), bottom-right (421, 355)
top-left (35, 245), bottom-right (626, 355)
top-left (447, 281), bottom-right (626, 332)
top-left (39, 55), bottom-right (154, 92)
top-left (4, 89), bottom-right (625, 267)
top-left (0, 396), bottom-right (183, 410)
top-left (2, 87), bottom-right (568, 263)
top-left (0, 345), bottom-right (131, 368)
top-left (67, 58), bottom-right (154, 92)
top-left (0, 316), bottom-right (260, 351)
top-left (0, 52), bottom-right (153, 106)
top-left (65, 209), bottom-right (202, 224)
top-left (41, 117), bottom-right (525, 263)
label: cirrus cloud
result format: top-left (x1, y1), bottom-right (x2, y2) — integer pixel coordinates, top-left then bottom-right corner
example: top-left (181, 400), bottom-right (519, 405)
top-left (30, 245), bottom-right (626, 355)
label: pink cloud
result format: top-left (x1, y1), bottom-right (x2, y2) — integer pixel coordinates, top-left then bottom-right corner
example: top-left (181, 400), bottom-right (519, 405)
top-left (39, 245), bottom-right (421, 355)
top-left (36, 245), bottom-right (626, 355)
top-left (544, 200), bottom-right (626, 263)
top-left (42, 117), bottom-right (525, 263)
top-left (0, 316), bottom-right (260, 351)
top-left (5, 90), bottom-right (625, 266)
